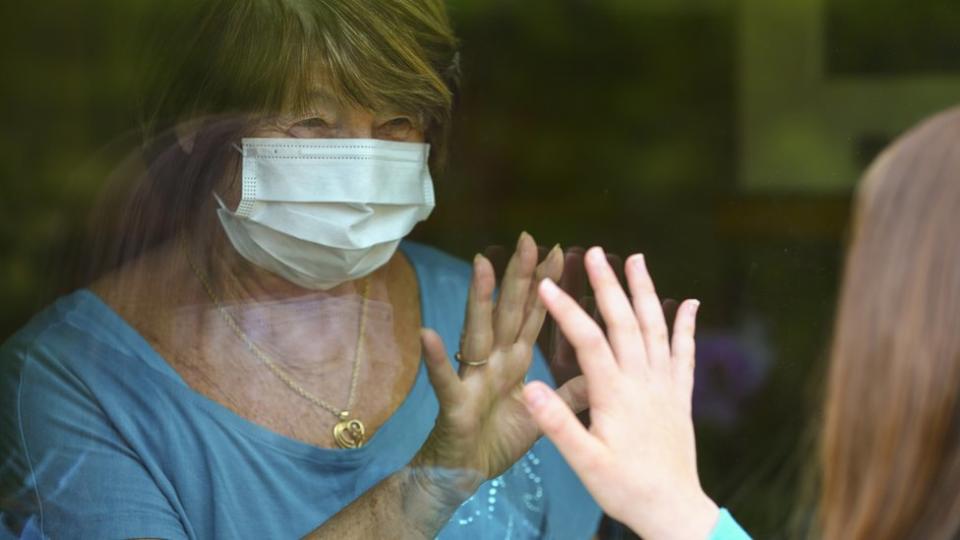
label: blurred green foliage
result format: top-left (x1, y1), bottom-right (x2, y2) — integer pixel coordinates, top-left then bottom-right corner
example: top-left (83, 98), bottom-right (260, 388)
top-left (827, 0), bottom-right (960, 74)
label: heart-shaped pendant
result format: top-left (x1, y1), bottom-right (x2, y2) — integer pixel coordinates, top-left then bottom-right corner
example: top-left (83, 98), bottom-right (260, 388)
top-left (333, 417), bottom-right (366, 449)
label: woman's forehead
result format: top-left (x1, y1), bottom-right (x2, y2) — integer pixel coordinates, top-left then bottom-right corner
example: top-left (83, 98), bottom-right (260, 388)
top-left (287, 86), bottom-right (412, 116)
top-left (299, 88), bottom-right (341, 109)
top-left (278, 64), bottom-right (348, 112)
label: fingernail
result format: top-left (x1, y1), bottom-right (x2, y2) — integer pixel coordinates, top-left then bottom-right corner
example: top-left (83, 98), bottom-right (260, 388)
top-left (549, 244), bottom-right (563, 263)
top-left (586, 247), bottom-right (605, 266)
top-left (539, 278), bottom-right (560, 298)
top-left (691, 299), bottom-right (701, 313)
top-left (518, 231), bottom-right (530, 249)
top-left (523, 384), bottom-right (547, 409)
top-left (633, 254), bottom-right (646, 271)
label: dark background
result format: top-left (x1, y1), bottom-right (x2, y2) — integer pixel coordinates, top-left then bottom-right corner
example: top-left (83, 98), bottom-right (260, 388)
top-left (2, 0), bottom-right (959, 536)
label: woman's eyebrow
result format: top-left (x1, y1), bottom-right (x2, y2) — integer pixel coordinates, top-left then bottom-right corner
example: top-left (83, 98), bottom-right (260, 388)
top-left (303, 89), bottom-right (342, 108)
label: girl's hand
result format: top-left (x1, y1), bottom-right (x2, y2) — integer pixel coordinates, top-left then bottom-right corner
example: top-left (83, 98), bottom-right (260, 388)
top-left (523, 247), bottom-right (719, 540)
top-left (413, 232), bottom-right (589, 497)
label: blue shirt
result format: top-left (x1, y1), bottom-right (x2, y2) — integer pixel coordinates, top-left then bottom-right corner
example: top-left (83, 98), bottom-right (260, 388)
top-left (0, 242), bottom-right (601, 539)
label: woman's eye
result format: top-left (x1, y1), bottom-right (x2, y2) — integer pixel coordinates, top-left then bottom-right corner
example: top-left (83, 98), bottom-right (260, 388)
top-left (296, 117), bottom-right (330, 128)
top-left (385, 117), bottom-right (412, 128)
top-left (287, 117), bottom-right (333, 137)
top-left (378, 117), bottom-right (415, 138)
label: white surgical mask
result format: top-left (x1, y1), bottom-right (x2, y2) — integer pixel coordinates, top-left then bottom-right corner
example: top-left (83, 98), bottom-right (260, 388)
top-left (215, 138), bottom-right (435, 290)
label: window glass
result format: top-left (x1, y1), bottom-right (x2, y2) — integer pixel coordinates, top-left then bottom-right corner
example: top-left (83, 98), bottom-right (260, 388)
top-left (2, 1), bottom-right (958, 538)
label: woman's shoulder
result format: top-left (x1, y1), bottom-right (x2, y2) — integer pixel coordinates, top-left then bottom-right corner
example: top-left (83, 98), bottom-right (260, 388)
top-left (3, 290), bottom-right (109, 357)
top-left (0, 291), bottom-right (143, 454)
top-left (400, 241), bottom-right (472, 281)
top-left (400, 241), bottom-right (473, 303)
top-left (0, 289), bottom-right (169, 389)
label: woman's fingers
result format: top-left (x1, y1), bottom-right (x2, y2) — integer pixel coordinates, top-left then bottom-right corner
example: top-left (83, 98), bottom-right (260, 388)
top-left (460, 254), bottom-right (496, 371)
top-left (670, 299), bottom-right (700, 392)
top-left (493, 232), bottom-right (538, 349)
top-left (554, 374), bottom-right (589, 414)
top-left (539, 278), bottom-right (619, 397)
top-left (421, 328), bottom-right (462, 406)
top-left (523, 381), bottom-right (606, 480)
top-left (482, 244), bottom-right (509, 282)
top-left (625, 254), bottom-right (671, 369)
top-left (543, 247), bottom-right (587, 385)
top-left (584, 247), bottom-right (646, 372)
top-left (518, 245), bottom-right (564, 348)
top-left (522, 244), bottom-right (563, 320)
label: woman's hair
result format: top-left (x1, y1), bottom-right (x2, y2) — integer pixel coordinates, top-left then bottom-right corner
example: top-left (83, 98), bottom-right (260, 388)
top-left (820, 108), bottom-right (960, 539)
top-left (141, 0), bottom-right (460, 158)
top-left (77, 0), bottom-right (459, 284)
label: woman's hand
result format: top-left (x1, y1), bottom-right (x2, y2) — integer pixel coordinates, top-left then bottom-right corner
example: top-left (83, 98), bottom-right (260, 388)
top-left (413, 232), bottom-right (588, 499)
top-left (522, 247), bottom-right (719, 540)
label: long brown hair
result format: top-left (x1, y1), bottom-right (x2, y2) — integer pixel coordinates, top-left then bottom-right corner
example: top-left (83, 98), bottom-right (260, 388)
top-left (821, 108), bottom-right (960, 539)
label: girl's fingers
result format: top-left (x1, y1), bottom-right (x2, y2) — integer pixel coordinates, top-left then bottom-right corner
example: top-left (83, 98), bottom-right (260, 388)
top-left (518, 245), bottom-right (564, 347)
top-left (493, 232), bottom-right (539, 349)
top-left (523, 381), bottom-right (607, 480)
top-left (539, 278), bottom-right (619, 396)
top-left (670, 299), bottom-right (700, 392)
top-left (605, 252), bottom-right (625, 291)
top-left (584, 247), bottom-right (646, 372)
top-left (460, 254), bottom-right (495, 373)
top-left (625, 254), bottom-right (671, 369)
top-left (421, 329), bottom-right (462, 406)
top-left (661, 298), bottom-right (679, 333)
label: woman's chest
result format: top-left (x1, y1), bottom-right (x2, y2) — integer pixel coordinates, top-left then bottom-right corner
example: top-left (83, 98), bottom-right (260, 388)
top-left (171, 300), bottom-right (422, 448)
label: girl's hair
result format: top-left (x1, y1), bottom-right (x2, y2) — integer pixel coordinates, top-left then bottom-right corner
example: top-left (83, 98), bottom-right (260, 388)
top-left (78, 0), bottom-right (459, 283)
top-left (820, 107), bottom-right (960, 539)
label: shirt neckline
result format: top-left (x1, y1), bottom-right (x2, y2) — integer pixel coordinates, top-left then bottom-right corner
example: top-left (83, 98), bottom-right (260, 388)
top-left (73, 241), bottom-right (434, 464)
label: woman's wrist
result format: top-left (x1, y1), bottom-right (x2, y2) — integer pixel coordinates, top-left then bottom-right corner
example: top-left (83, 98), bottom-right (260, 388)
top-left (400, 456), bottom-right (484, 536)
top-left (302, 463), bottom-right (477, 540)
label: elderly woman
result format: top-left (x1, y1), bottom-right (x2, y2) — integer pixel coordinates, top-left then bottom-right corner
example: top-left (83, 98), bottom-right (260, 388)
top-left (0, 1), bottom-right (599, 538)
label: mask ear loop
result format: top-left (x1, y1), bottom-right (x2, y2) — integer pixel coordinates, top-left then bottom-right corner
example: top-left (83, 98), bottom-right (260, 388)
top-left (213, 142), bottom-right (247, 215)
top-left (212, 192), bottom-right (230, 211)
top-left (224, 140), bottom-right (257, 217)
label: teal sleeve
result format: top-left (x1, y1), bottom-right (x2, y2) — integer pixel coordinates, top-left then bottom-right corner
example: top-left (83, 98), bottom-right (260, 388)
top-left (709, 509), bottom-right (751, 540)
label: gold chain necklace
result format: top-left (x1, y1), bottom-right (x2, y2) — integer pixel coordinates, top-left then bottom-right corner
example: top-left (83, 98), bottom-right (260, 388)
top-left (181, 236), bottom-right (370, 449)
